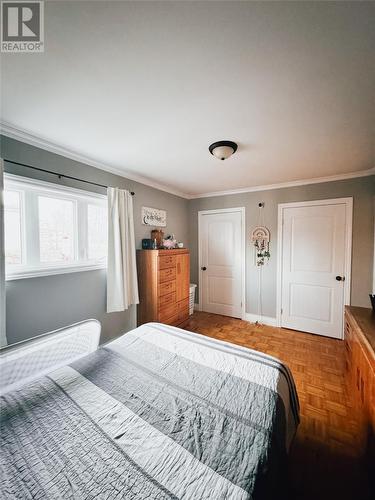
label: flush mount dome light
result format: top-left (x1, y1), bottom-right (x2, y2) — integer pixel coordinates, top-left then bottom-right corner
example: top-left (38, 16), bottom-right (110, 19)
top-left (209, 140), bottom-right (238, 160)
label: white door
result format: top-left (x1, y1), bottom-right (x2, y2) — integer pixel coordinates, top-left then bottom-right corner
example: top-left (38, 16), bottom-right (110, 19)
top-left (200, 209), bottom-right (243, 318)
top-left (280, 201), bottom-right (350, 339)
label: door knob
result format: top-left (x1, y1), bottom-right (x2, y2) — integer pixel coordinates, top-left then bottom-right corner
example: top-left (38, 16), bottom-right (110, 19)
top-left (335, 276), bottom-right (345, 281)
top-left (201, 266), bottom-right (207, 271)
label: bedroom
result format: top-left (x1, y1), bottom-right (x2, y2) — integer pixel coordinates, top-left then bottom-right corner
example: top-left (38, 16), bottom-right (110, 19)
top-left (0, 1), bottom-right (374, 499)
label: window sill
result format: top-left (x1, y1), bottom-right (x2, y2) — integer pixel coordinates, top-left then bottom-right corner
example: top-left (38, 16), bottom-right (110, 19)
top-left (5, 263), bottom-right (107, 281)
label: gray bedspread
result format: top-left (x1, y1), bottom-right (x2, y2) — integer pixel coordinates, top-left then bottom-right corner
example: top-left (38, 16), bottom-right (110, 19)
top-left (0, 322), bottom-right (299, 499)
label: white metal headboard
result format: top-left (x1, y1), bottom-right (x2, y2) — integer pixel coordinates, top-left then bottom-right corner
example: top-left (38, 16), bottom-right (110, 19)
top-left (0, 319), bottom-right (101, 395)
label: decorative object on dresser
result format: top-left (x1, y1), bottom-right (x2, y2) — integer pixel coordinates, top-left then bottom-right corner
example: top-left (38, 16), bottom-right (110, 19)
top-left (142, 238), bottom-right (153, 249)
top-left (151, 229), bottom-right (164, 248)
top-left (344, 306), bottom-right (374, 494)
top-left (137, 248), bottom-right (190, 327)
top-left (142, 206), bottom-right (167, 227)
top-left (162, 234), bottom-right (177, 249)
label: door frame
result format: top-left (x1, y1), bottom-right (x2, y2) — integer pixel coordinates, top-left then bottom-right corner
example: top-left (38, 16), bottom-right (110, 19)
top-left (276, 197), bottom-right (353, 337)
top-left (198, 207), bottom-right (246, 320)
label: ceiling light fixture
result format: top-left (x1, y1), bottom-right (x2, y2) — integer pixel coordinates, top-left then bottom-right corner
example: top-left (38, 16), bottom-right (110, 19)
top-left (209, 140), bottom-right (238, 160)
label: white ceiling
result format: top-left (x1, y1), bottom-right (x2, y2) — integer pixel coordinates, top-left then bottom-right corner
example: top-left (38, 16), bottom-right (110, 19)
top-left (1, 1), bottom-right (374, 197)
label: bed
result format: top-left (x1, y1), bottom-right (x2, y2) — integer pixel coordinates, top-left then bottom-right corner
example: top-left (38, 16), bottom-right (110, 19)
top-left (0, 321), bottom-right (299, 499)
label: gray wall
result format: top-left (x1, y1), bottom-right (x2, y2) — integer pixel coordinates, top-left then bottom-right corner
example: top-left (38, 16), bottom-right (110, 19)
top-left (188, 176), bottom-right (375, 318)
top-left (1, 135), bottom-right (189, 345)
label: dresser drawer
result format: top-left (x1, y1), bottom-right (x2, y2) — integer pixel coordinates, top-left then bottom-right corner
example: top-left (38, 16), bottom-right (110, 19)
top-left (158, 255), bottom-right (176, 270)
top-left (159, 292), bottom-right (176, 308)
top-left (177, 298), bottom-right (189, 321)
top-left (159, 280), bottom-right (176, 297)
top-left (159, 303), bottom-right (178, 322)
top-left (162, 313), bottom-right (180, 326)
top-left (159, 267), bottom-right (176, 283)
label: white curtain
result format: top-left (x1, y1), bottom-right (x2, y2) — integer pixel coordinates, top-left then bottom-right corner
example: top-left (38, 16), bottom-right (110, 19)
top-left (0, 160), bottom-right (7, 346)
top-left (107, 187), bottom-right (139, 313)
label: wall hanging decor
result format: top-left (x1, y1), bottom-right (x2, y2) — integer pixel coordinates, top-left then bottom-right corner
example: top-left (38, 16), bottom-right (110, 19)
top-left (142, 206), bottom-right (167, 227)
top-left (251, 202), bottom-right (270, 266)
top-left (251, 225), bottom-right (270, 266)
top-left (251, 202), bottom-right (271, 325)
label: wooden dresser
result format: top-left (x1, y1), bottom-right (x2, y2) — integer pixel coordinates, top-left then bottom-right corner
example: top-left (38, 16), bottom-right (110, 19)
top-left (344, 306), bottom-right (375, 490)
top-left (137, 249), bottom-right (190, 327)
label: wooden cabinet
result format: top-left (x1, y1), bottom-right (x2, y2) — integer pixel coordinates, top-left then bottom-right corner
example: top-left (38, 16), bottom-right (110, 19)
top-left (137, 249), bottom-right (190, 327)
top-left (344, 307), bottom-right (375, 492)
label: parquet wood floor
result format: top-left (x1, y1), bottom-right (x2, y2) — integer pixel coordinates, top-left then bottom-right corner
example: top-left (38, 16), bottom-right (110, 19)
top-left (184, 312), bottom-right (370, 500)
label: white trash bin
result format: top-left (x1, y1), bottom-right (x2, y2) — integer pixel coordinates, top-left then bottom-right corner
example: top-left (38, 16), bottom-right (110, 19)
top-left (189, 284), bottom-right (197, 315)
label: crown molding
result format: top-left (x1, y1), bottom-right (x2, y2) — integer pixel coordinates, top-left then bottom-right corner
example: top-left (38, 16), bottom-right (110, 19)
top-left (188, 168), bottom-right (375, 199)
top-left (0, 121), bottom-right (190, 199)
top-left (1, 121), bottom-right (373, 201)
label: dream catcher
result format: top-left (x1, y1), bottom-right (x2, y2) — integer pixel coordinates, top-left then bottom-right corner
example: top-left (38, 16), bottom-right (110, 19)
top-left (251, 226), bottom-right (270, 266)
top-left (251, 204), bottom-right (270, 266)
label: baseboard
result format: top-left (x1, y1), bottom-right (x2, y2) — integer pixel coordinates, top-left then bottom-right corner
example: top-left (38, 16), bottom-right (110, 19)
top-left (193, 308), bottom-right (277, 326)
top-left (244, 313), bottom-right (277, 327)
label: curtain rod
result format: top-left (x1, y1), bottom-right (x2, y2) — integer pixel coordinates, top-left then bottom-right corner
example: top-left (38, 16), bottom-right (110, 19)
top-left (3, 159), bottom-right (135, 196)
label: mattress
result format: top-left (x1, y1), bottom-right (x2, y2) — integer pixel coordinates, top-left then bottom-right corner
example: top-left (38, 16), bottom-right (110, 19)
top-left (0, 322), bottom-right (299, 499)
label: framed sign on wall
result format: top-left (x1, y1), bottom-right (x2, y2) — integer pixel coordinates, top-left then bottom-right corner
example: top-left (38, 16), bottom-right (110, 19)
top-left (142, 206), bottom-right (167, 227)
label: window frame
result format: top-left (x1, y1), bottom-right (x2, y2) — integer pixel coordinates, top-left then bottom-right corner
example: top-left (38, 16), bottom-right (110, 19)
top-left (4, 173), bottom-right (107, 281)
top-left (3, 187), bottom-right (26, 268)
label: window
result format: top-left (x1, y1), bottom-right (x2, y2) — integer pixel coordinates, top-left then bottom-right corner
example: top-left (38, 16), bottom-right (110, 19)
top-left (4, 174), bottom-right (107, 280)
top-left (4, 190), bottom-right (23, 265)
top-left (39, 196), bottom-right (75, 263)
